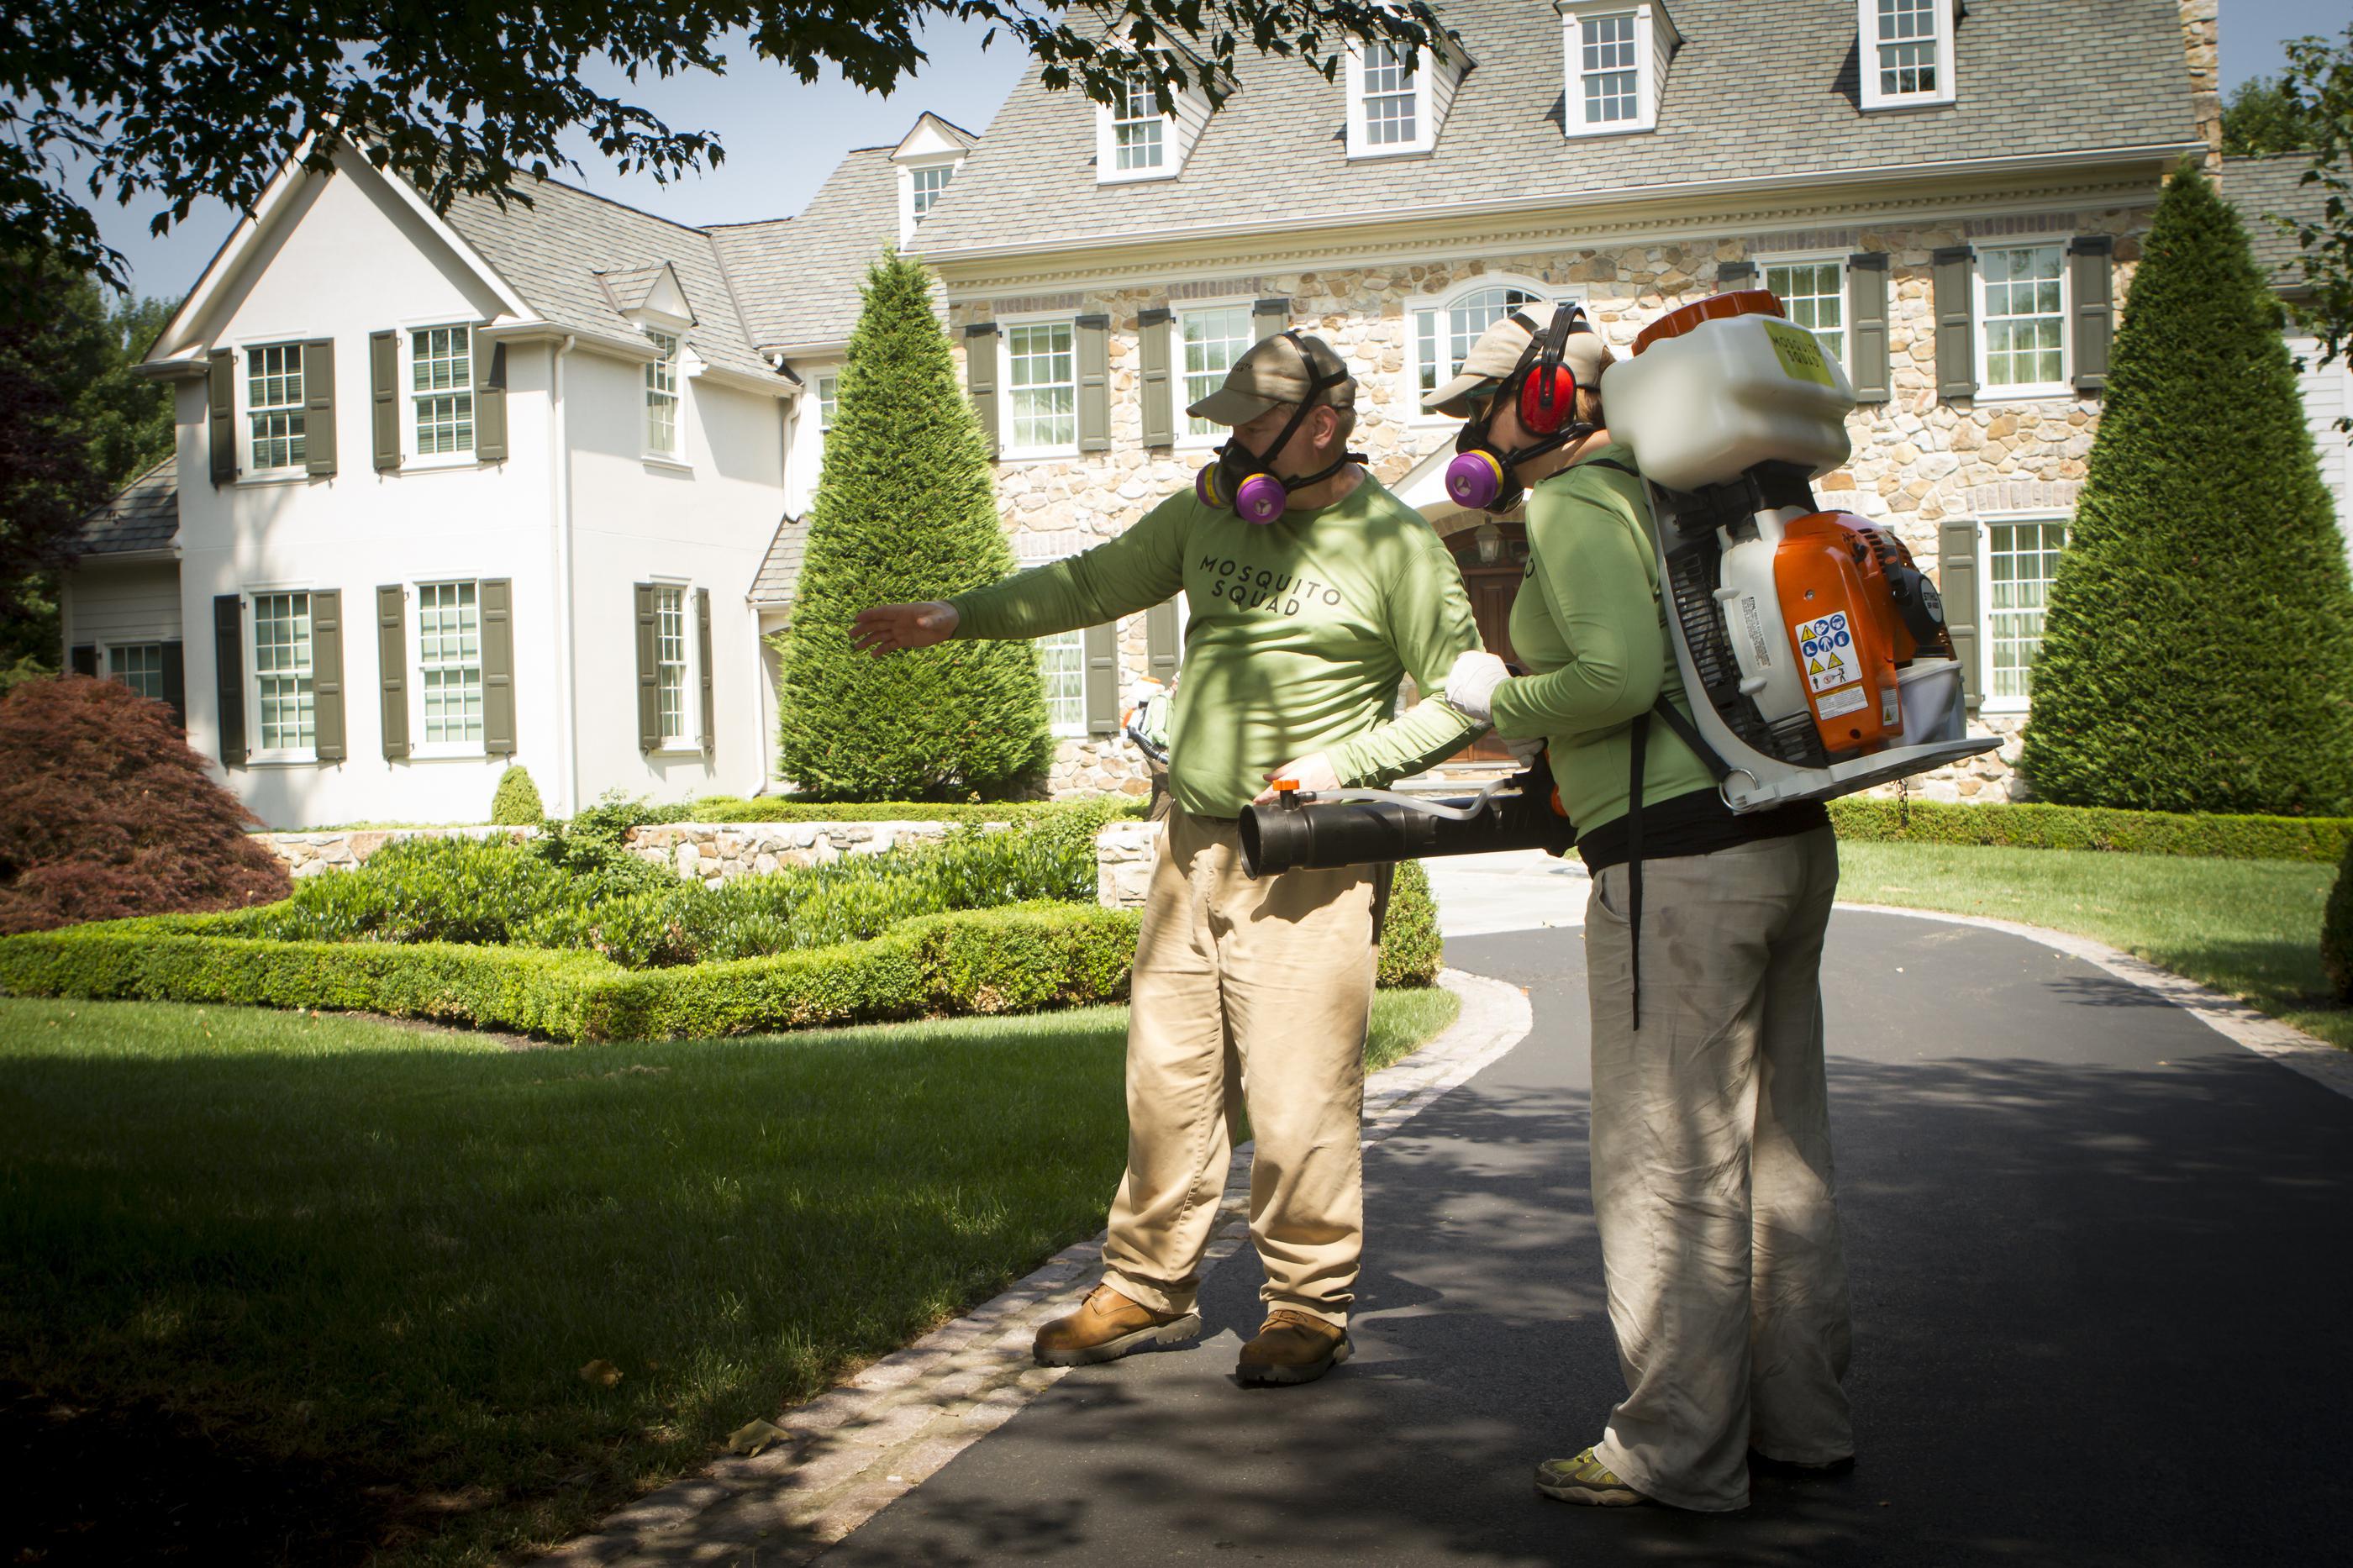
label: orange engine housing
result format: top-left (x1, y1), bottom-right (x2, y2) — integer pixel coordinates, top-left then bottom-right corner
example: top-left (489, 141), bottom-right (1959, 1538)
top-left (1775, 513), bottom-right (1903, 756)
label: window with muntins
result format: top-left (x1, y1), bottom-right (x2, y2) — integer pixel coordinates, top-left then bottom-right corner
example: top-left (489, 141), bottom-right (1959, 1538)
top-left (411, 325), bottom-right (474, 456)
top-left (109, 643), bottom-right (164, 700)
top-left (1581, 13), bottom-right (1640, 124)
top-left (645, 330), bottom-right (680, 456)
top-left (418, 581), bottom-right (483, 745)
top-left (1875, 0), bottom-right (1939, 97)
top-left (1035, 627), bottom-right (1086, 734)
top-left (1361, 43), bottom-right (1419, 146)
top-left (1413, 283), bottom-right (1548, 401)
top-left (1765, 260), bottom-right (1845, 364)
top-left (1986, 518), bottom-right (2068, 703)
top-left (253, 592), bottom-right (315, 754)
top-left (910, 164), bottom-right (954, 217)
top-left (817, 374), bottom-right (839, 432)
top-left (1182, 306), bottom-right (1255, 439)
top-left (1981, 245), bottom-right (2066, 391)
top-left (655, 584), bottom-right (688, 741)
top-left (1006, 323), bottom-right (1076, 450)
top-left (1112, 82), bottom-right (1166, 171)
top-left (247, 345), bottom-right (306, 471)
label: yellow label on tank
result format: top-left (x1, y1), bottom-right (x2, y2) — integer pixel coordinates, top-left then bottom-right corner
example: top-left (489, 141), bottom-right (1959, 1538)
top-left (1763, 319), bottom-right (1836, 387)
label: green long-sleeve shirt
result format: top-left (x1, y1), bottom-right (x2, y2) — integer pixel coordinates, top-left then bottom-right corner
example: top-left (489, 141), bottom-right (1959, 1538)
top-left (948, 475), bottom-right (1482, 818)
top-left (1489, 442), bottom-right (1716, 835)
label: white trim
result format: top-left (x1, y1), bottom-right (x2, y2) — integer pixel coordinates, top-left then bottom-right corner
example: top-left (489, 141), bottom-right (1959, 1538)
top-left (1403, 276), bottom-right (1586, 424)
top-left (1857, 0), bottom-right (1958, 112)
top-left (234, 338), bottom-right (317, 481)
top-left (642, 328), bottom-right (688, 465)
top-left (650, 578), bottom-right (699, 750)
top-left (243, 585), bottom-right (320, 765)
top-left (399, 318), bottom-right (484, 471)
top-left (1096, 82), bottom-right (1178, 185)
top-left (1752, 250), bottom-right (1850, 375)
top-left (101, 639), bottom-right (169, 702)
top-left (996, 313), bottom-right (1082, 460)
top-left (1559, 1), bottom-right (1677, 138)
top-left (1972, 235), bottom-right (2072, 401)
top-left (1345, 40), bottom-right (1437, 159)
top-left (1975, 508), bottom-right (2071, 714)
top-left (408, 578), bottom-right (490, 759)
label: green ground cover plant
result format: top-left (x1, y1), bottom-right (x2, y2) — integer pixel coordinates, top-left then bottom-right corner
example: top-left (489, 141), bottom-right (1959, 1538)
top-left (1836, 842), bottom-right (2349, 1050)
top-left (0, 988), bottom-right (1455, 1566)
top-left (1827, 797), bottom-right (2353, 862)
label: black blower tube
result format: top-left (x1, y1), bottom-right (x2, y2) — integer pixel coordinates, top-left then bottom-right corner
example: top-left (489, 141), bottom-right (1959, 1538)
top-left (1240, 762), bottom-right (1575, 877)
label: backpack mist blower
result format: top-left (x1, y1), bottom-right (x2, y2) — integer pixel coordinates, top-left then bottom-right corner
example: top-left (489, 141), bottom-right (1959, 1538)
top-left (1240, 290), bottom-right (1996, 878)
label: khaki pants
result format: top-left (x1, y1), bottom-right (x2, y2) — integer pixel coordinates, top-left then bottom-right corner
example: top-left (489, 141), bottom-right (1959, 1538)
top-left (1100, 805), bottom-right (1378, 1329)
top-left (1583, 828), bottom-right (1852, 1512)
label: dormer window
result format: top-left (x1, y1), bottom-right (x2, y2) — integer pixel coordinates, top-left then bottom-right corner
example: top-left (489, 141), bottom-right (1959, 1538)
top-left (1111, 82), bottom-right (1166, 171)
top-left (1859, 0), bottom-right (1957, 110)
top-left (910, 164), bottom-right (954, 218)
top-left (1558, 0), bottom-right (1678, 136)
top-left (890, 112), bottom-right (977, 245)
top-left (1345, 32), bottom-right (1469, 159)
top-left (1095, 64), bottom-right (1210, 184)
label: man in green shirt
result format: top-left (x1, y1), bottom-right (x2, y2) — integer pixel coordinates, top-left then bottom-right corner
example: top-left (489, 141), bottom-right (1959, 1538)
top-left (852, 332), bottom-right (1483, 1386)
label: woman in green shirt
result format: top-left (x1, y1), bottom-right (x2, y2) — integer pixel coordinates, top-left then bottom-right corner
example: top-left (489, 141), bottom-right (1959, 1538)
top-left (1429, 308), bottom-right (1854, 1513)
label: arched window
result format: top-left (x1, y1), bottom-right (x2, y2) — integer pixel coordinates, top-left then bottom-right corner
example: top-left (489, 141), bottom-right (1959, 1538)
top-left (1410, 278), bottom-right (1581, 408)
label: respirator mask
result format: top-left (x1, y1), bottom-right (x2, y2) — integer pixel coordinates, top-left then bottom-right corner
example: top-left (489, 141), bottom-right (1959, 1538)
top-left (1444, 304), bottom-right (1600, 515)
top-left (1195, 331), bottom-right (1366, 524)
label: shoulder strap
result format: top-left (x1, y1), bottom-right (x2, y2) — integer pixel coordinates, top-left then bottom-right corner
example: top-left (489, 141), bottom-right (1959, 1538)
top-left (1579, 455), bottom-right (1640, 479)
top-left (1646, 694), bottom-right (1731, 784)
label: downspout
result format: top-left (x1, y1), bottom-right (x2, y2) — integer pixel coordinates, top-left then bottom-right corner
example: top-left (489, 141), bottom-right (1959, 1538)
top-left (549, 334), bottom-right (580, 816)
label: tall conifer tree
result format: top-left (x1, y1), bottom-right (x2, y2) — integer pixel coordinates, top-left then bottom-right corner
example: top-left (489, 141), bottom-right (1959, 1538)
top-left (774, 251), bottom-right (1052, 799)
top-left (2018, 160), bottom-right (2353, 815)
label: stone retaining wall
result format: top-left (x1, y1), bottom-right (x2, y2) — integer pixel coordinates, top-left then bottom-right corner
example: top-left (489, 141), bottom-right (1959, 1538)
top-left (1094, 821), bottom-right (1165, 909)
top-left (258, 825), bottom-right (529, 877)
top-left (625, 822), bottom-right (971, 888)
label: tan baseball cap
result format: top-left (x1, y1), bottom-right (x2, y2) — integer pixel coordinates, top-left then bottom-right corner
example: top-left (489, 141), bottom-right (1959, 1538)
top-left (1185, 332), bottom-right (1359, 425)
top-left (1420, 310), bottom-right (1612, 418)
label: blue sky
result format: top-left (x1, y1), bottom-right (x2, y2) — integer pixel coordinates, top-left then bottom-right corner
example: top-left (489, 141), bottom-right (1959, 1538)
top-left (85, 1), bottom-right (2353, 303)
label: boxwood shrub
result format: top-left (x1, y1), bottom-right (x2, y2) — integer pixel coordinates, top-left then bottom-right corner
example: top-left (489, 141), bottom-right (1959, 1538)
top-left (1828, 797), bottom-right (2353, 863)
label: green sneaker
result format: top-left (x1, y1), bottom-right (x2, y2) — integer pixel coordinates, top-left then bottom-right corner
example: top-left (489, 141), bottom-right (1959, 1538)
top-left (1534, 1447), bottom-right (1646, 1507)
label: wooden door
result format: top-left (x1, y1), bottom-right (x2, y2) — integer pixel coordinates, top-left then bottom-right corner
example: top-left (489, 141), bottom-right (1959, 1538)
top-left (1445, 524), bottom-right (1529, 765)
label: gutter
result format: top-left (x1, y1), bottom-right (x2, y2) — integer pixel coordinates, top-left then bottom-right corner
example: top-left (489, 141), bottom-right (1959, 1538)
top-left (920, 140), bottom-right (2208, 270)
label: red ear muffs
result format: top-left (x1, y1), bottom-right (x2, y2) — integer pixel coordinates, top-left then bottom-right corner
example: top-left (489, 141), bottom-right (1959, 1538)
top-left (1518, 363), bottom-right (1579, 434)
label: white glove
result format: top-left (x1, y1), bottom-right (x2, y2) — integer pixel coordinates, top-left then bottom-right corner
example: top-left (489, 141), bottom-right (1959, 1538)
top-left (1503, 733), bottom-right (1545, 765)
top-left (1443, 650), bottom-right (1510, 724)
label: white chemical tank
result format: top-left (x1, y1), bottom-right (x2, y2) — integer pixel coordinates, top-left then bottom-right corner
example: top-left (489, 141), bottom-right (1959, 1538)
top-left (1599, 292), bottom-right (1856, 492)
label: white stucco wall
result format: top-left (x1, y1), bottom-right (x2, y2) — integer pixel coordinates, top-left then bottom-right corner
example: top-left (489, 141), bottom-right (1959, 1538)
top-left (782, 359), bottom-right (839, 520)
top-left (2289, 336), bottom-right (2353, 556)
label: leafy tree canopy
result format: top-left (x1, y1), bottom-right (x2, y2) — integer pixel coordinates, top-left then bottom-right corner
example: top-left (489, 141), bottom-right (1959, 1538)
top-left (2223, 75), bottom-right (2322, 155)
top-left (0, 1), bottom-right (1440, 292)
top-left (2266, 25), bottom-right (2353, 392)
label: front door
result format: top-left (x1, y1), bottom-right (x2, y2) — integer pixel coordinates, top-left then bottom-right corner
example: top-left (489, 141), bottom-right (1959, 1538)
top-left (1445, 523), bottom-right (1529, 765)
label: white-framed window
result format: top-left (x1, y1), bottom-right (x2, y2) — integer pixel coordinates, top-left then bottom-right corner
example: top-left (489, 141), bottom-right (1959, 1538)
top-left (1982, 515), bottom-right (2070, 710)
top-left (1859, 0), bottom-right (1956, 110)
top-left (1359, 41), bottom-right (1419, 148)
top-left (1035, 626), bottom-right (1087, 737)
top-left (645, 329), bottom-right (681, 457)
top-left (655, 582), bottom-right (691, 745)
top-left (107, 643), bottom-right (165, 701)
top-left (245, 344), bottom-right (307, 473)
top-left (410, 324), bottom-right (474, 458)
top-left (1561, 1), bottom-right (1677, 136)
top-left (898, 155), bottom-right (966, 243)
top-left (250, 591), bottom-right (316, 758)
top-left (1408, 279), bottom-right (1584, 416)
top-left (1091, 58), bottom-right (1208, 183)
top-left (1761, 256), bottom-right (1846, 366)
top-left (1113, 81), bottom-right (1166, 172)
top-left (817, 374), bottom-right (839, 432)
top-left (416, 580), bottom-right (484, 749)
top-left (910, 163), bottom-right (954, 218)
top-left (1002, 319), bottom-right (1078, 455)
top-left (1179, 304), bottom-right (1256, 442)
top-left (1977, 242), bottom-right (2069, 397)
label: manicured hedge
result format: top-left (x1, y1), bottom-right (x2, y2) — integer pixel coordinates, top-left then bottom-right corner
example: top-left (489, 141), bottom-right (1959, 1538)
top-left (684, 795), bottom-right (1150, 824)
top-left (0, 903), bottom-right (1143, 1044)
top-left (1828, 797), bottom-right (2353, 864)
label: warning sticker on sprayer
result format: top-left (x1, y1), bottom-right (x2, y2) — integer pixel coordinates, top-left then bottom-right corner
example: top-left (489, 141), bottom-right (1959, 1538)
top-left (1816, 685), bottom-right (1868, 719)
top-left (1796, 612), bottom-right (1861, 695)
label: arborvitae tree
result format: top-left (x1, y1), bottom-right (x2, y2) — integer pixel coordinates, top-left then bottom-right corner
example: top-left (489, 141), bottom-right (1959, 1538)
top-left (775, 251), bottom-right (1052, 800)
top-left (2018, 160), bottom-right (2353, 816)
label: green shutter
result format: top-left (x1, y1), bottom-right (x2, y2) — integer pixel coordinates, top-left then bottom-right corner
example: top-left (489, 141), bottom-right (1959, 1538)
top-left (1937, 518), bottom-right (1982, 715)
top-left (1139, 308), bottom-right (1175, 448)
top-left (213, 595), bottom-right (246, 766)
top-left (161, 639), bottom-right (186, 728)
top-left (476, 337), bottom-right (508, 461)
top-left (482, 577), bottom-right (514, 755)
top-left (1252, 297), bottom-right (1289, 341)
top-left (634, 582), bottom-right (660, 752)
top-left (68, 644), bottom-right (96, 676)
top-left (1718, 259), bottom-right (1756, 292)
top-left (1076, 313), bottom-right (1110, 453)
top-left (965, 323), bottom-right (1001, 459)
top-left (2068, 235), bottom-right (2114, 393)
top-left (1083, 620), bottom-right (1121, 735)
top-left (1932, 246), bottom-right (1977, 402)
top-left (696, 587), bottom-right (716, 759)
top-left (311, 588), bottom-right (345, 762)
top-left (376, 585), bottom-right (409, 759)
top-left (1846, 252), bottom-right (1891, 404)
top-left (208, 350), bottom-right (236, 486)
top-left (1145, 599), bottom-right (1181, 681)
top-left (303, 338), bottom-right (336, 477)
top-left (371, 329), bottom-right (401, 471)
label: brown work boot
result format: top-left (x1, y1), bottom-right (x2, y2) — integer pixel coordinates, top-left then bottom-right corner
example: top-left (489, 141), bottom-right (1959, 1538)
top-left (1234, 1309), bottom-right (1352, 1386)
top-left (1032, 1283), bottom-right (1202, 1367)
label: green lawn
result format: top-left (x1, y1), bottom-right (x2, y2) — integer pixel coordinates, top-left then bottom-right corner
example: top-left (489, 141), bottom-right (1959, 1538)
top-left (0, 987), bottom-right (1455, 1566)
top-left (1836, 842), bottom-right (2348, 1050)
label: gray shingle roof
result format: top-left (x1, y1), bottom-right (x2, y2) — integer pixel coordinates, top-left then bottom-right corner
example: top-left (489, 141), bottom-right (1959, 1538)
top-left (2224, 153), bottom-right (2326, 293)
top-left (708, 147), bottom-right (901, 352)
top-left (749, 513), bottom-right (808, 608)
top-left (919, 0), bottom-right (2200, 258)
top-left (74, 456), bottom-right (178, 555)
top-left (442, 180), bottom-right (781, 381)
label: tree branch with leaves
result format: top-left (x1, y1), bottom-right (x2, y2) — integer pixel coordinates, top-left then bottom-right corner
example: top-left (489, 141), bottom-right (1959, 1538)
top-left (2271, 24), bottom-right (2353, 403)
